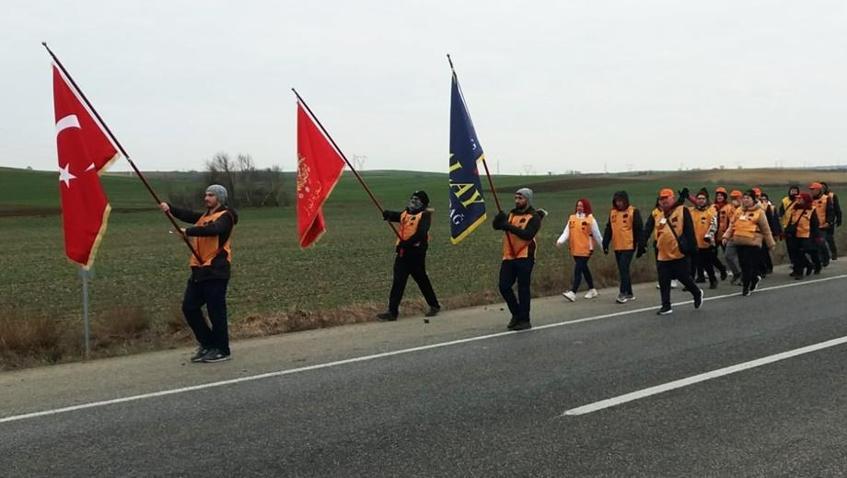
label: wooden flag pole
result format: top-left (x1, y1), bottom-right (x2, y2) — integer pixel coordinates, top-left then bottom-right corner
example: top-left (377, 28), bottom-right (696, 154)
top-left (291, 88), bottom-right (401, 240)
top-left (42, 42), bottom-right (203, 263)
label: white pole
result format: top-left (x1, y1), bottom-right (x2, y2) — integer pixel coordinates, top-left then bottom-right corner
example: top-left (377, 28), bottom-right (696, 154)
top-left (80, 267), bottom-right (90, 359)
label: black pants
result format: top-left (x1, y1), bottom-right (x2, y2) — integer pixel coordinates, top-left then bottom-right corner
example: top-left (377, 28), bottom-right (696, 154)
top-left (825, 227), bottom-right (838, 259)
top-left (712, 246), bottom-right (727, 275)
top-left (570, 255), bottom-right (594, 292)
top-left (615, 250), bottom-right (634, 295)
top-left (389, 252), bottom-right (440, 316)
top-left (737, 245), bottom-right (762, 292)
top-left (691, 248), bottom-right (717, 283)
top-left (760, 244), bottom-right (773, 275)
top-left (657, 257), bottom-right (699, 308)
top-left (499, 258), bottom-right (534, 322)
top-left (182, 278), bottom-right (230, 355)
top-left (787, 236), bottom-right (821, 274)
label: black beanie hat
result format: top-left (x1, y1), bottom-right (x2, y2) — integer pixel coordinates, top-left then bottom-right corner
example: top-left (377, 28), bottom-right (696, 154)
top-left (412, 190), bottom-right (430, 207)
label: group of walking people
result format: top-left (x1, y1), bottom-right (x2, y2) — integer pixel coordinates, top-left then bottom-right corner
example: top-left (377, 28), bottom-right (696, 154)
top-left (163, 180), bottom-right (840, 362)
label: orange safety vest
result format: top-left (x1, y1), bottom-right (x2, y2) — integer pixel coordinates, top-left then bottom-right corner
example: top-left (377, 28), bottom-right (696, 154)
top-left (651, 208), bottom-right (663, 241)
top-left (712, 202), bottom-right (734, 240)
top-left (788, 208), bottom-right (814, 239)
top-left (396, 210), bottom-right (429, 245)
top-left (502, 212), bottom-right (537, 260)
top-left (190, 209), bottom-right (234, 267)
top-left (689, 206), bottom-right (715, 249)
top-left (609, 206), bottom-right (635, 251)
top-left (733, 208), bottom-right (764, 239)
top-left (567, 214), bottom-right (596, 257)
top-left (813, 194), bottom-right (830, 229)
top-left (656, 205), bottom-right (686, 261)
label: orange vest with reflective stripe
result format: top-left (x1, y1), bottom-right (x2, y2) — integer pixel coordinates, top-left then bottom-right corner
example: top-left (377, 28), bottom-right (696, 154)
top-left (656, 206), bottom-right (686, 261)
top-left (502, 212), bottom-right (536, 260)
top-left (609, 206), bottom-right (635, 251)
top-left (190, 209), bottom-right (234, 267)
top-left (733, 208), bottom-right (764, 239)
top-left (689, 207), bottom-right (715, 249)
top-left (813, 195), bottom-right (830, 229)
top-left (567, 214), bottom-right (595, 257)
top-left (712, 202), bottom-right (734, 240)
top-left (396, 211), bottom-right (429, 245)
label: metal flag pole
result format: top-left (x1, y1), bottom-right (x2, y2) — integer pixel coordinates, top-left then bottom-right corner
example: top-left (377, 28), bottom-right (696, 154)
top-left (79, 267), bottom-right (91, 359)
top-left (291, 88), bottom-right (401, 240)
top-left (42, 42), bottom-right (203, 263)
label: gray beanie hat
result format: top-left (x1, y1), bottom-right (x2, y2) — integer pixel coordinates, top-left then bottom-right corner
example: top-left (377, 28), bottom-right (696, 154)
top-left (515, 187), bottom-right (534, 206)
top-left (206, 184), bottom-right (228, 205)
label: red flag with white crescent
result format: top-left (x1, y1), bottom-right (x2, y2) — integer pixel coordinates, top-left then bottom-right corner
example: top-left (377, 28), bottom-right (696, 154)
top-left (296, 102), bottom-right (345, 248)
top-left (52, 65), bottom-right (119, 267)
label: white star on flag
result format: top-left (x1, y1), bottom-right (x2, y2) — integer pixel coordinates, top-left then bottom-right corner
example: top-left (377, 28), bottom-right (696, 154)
top-left (59, 163), bottom-right (76, 188)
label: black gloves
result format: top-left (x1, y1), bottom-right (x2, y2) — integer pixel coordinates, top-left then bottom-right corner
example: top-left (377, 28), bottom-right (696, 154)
top-left (492, 211), bottom-right (508, 230)
top-left (382, 210), bottom-right (391, 221)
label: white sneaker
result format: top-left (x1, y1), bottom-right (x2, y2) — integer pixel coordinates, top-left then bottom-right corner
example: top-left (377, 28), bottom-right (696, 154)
top-left (656, 282), bottom-right (661, 289)
top-left (584, 289), bottom-right (599, 299)
top-left (671, 279), bottom-right (679, 289)
top-left (562, 290), bottom-right (576, 302)
top-left (615, 294), bottom-right (628, 304)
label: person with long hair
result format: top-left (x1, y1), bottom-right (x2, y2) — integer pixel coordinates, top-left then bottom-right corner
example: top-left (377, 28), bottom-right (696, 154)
top-left (557, 198), bottom-right (603, 302)
top-left (602, 191), bottom-right (644, 303)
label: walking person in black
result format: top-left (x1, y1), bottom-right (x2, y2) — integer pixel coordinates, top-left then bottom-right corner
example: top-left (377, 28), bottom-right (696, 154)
top-left (160, 184), bottom-right (238, 363)
top-left (493, 188), bottom-right (546, 331)
top-left (377, 191), bottom-right (441, 321)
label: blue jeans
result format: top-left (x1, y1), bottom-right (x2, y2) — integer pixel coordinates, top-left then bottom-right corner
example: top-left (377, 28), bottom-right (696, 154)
top-left (615, 250), bottom-right (634, 295)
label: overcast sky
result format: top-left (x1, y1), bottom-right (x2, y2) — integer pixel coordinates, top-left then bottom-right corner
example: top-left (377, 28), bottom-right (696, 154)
top-left (3, 0), bottom-right (847, 174)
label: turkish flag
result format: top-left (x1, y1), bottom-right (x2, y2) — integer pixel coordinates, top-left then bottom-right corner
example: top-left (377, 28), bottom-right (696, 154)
top-left (52, 66), bottom-right (119, 268)
top-left (296, 102), bottom-right (345, 248)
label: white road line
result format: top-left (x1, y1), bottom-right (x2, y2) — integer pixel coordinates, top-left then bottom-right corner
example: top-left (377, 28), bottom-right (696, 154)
top-left (1, 274), bottom-right (845, 425)
top-left (563, 334), bottom-right (847, 416)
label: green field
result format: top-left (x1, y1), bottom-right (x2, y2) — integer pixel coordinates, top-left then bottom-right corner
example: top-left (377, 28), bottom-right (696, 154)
top-left (1, 166), bottom-right (845, 368)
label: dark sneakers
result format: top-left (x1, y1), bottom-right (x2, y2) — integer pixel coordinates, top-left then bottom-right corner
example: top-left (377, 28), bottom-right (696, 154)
top-left (511, 321), bottom-right (532, 331)
top-left (190, 347), bottom-right (209, 363)
top-left (694, 289), bottom-right (704, 309)
top-left (507, 316), bottom-right (519, 330)
top-left (377, 312), bottom-right (398, 321)
top-left (656, 306), bottom-right (673, 315)
top-left (200, 349), bottom-right (231, 363)
top-left (425, 306), bottom-right (441, 317)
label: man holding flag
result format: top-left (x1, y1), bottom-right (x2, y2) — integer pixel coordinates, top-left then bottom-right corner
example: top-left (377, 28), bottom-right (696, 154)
top-left (494, 189), bottom-right (545, 331)
top-left (377, 191), bottom-right (441, 321)
top-left (160, 186), bottom-right (238, 363)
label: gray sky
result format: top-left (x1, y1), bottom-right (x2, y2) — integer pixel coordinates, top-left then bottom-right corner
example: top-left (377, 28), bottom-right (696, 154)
top-left (3, 0), bottom-right (847, 174)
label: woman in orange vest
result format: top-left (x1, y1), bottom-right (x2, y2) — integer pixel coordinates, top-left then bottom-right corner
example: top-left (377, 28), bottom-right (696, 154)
top-left (784, 192), bottom-right (821, 278)
top-left (160, 184), bottom-right (238, 363)
top-left (557, 198), bottom-right (603, 302)
top-left (601, 191), bottom-right (644, 303)
top-left (722, 190), bottom-right (776, 296)
top-left (377, 191), bottom-right (441, 322)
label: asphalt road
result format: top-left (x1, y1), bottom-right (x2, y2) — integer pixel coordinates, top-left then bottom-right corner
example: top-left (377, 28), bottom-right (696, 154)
top-left (3, 265), bottom-right (847, 477)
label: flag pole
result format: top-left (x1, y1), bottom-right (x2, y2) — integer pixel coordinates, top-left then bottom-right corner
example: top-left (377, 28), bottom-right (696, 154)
top-left (42, 42), bottom-right (204, 264)
top-left (447, 54), bottom-right (505, 214)
top-left (291, 88), bottom-right (401, 240)
top-left (79, 267), bottom-right (91, 359)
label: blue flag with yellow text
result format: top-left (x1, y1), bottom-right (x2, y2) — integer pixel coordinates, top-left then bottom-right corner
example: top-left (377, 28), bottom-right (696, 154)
top-left (448, 71), bottom-right (487, 244)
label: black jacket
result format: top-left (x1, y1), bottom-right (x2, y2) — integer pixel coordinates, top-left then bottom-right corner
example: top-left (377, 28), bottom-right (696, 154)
top-left (169, 204), bottom-right (239, 281)
top-left (385, 208), bottom-right (432, 254)
top-left (493, 206), bottom-right (545, 259)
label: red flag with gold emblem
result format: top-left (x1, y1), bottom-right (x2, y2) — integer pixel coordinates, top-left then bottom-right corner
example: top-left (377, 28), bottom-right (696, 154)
top-left (296, 102), bottom-right (345, 248)
top-left (52, 65), bottom-right (119, 267)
